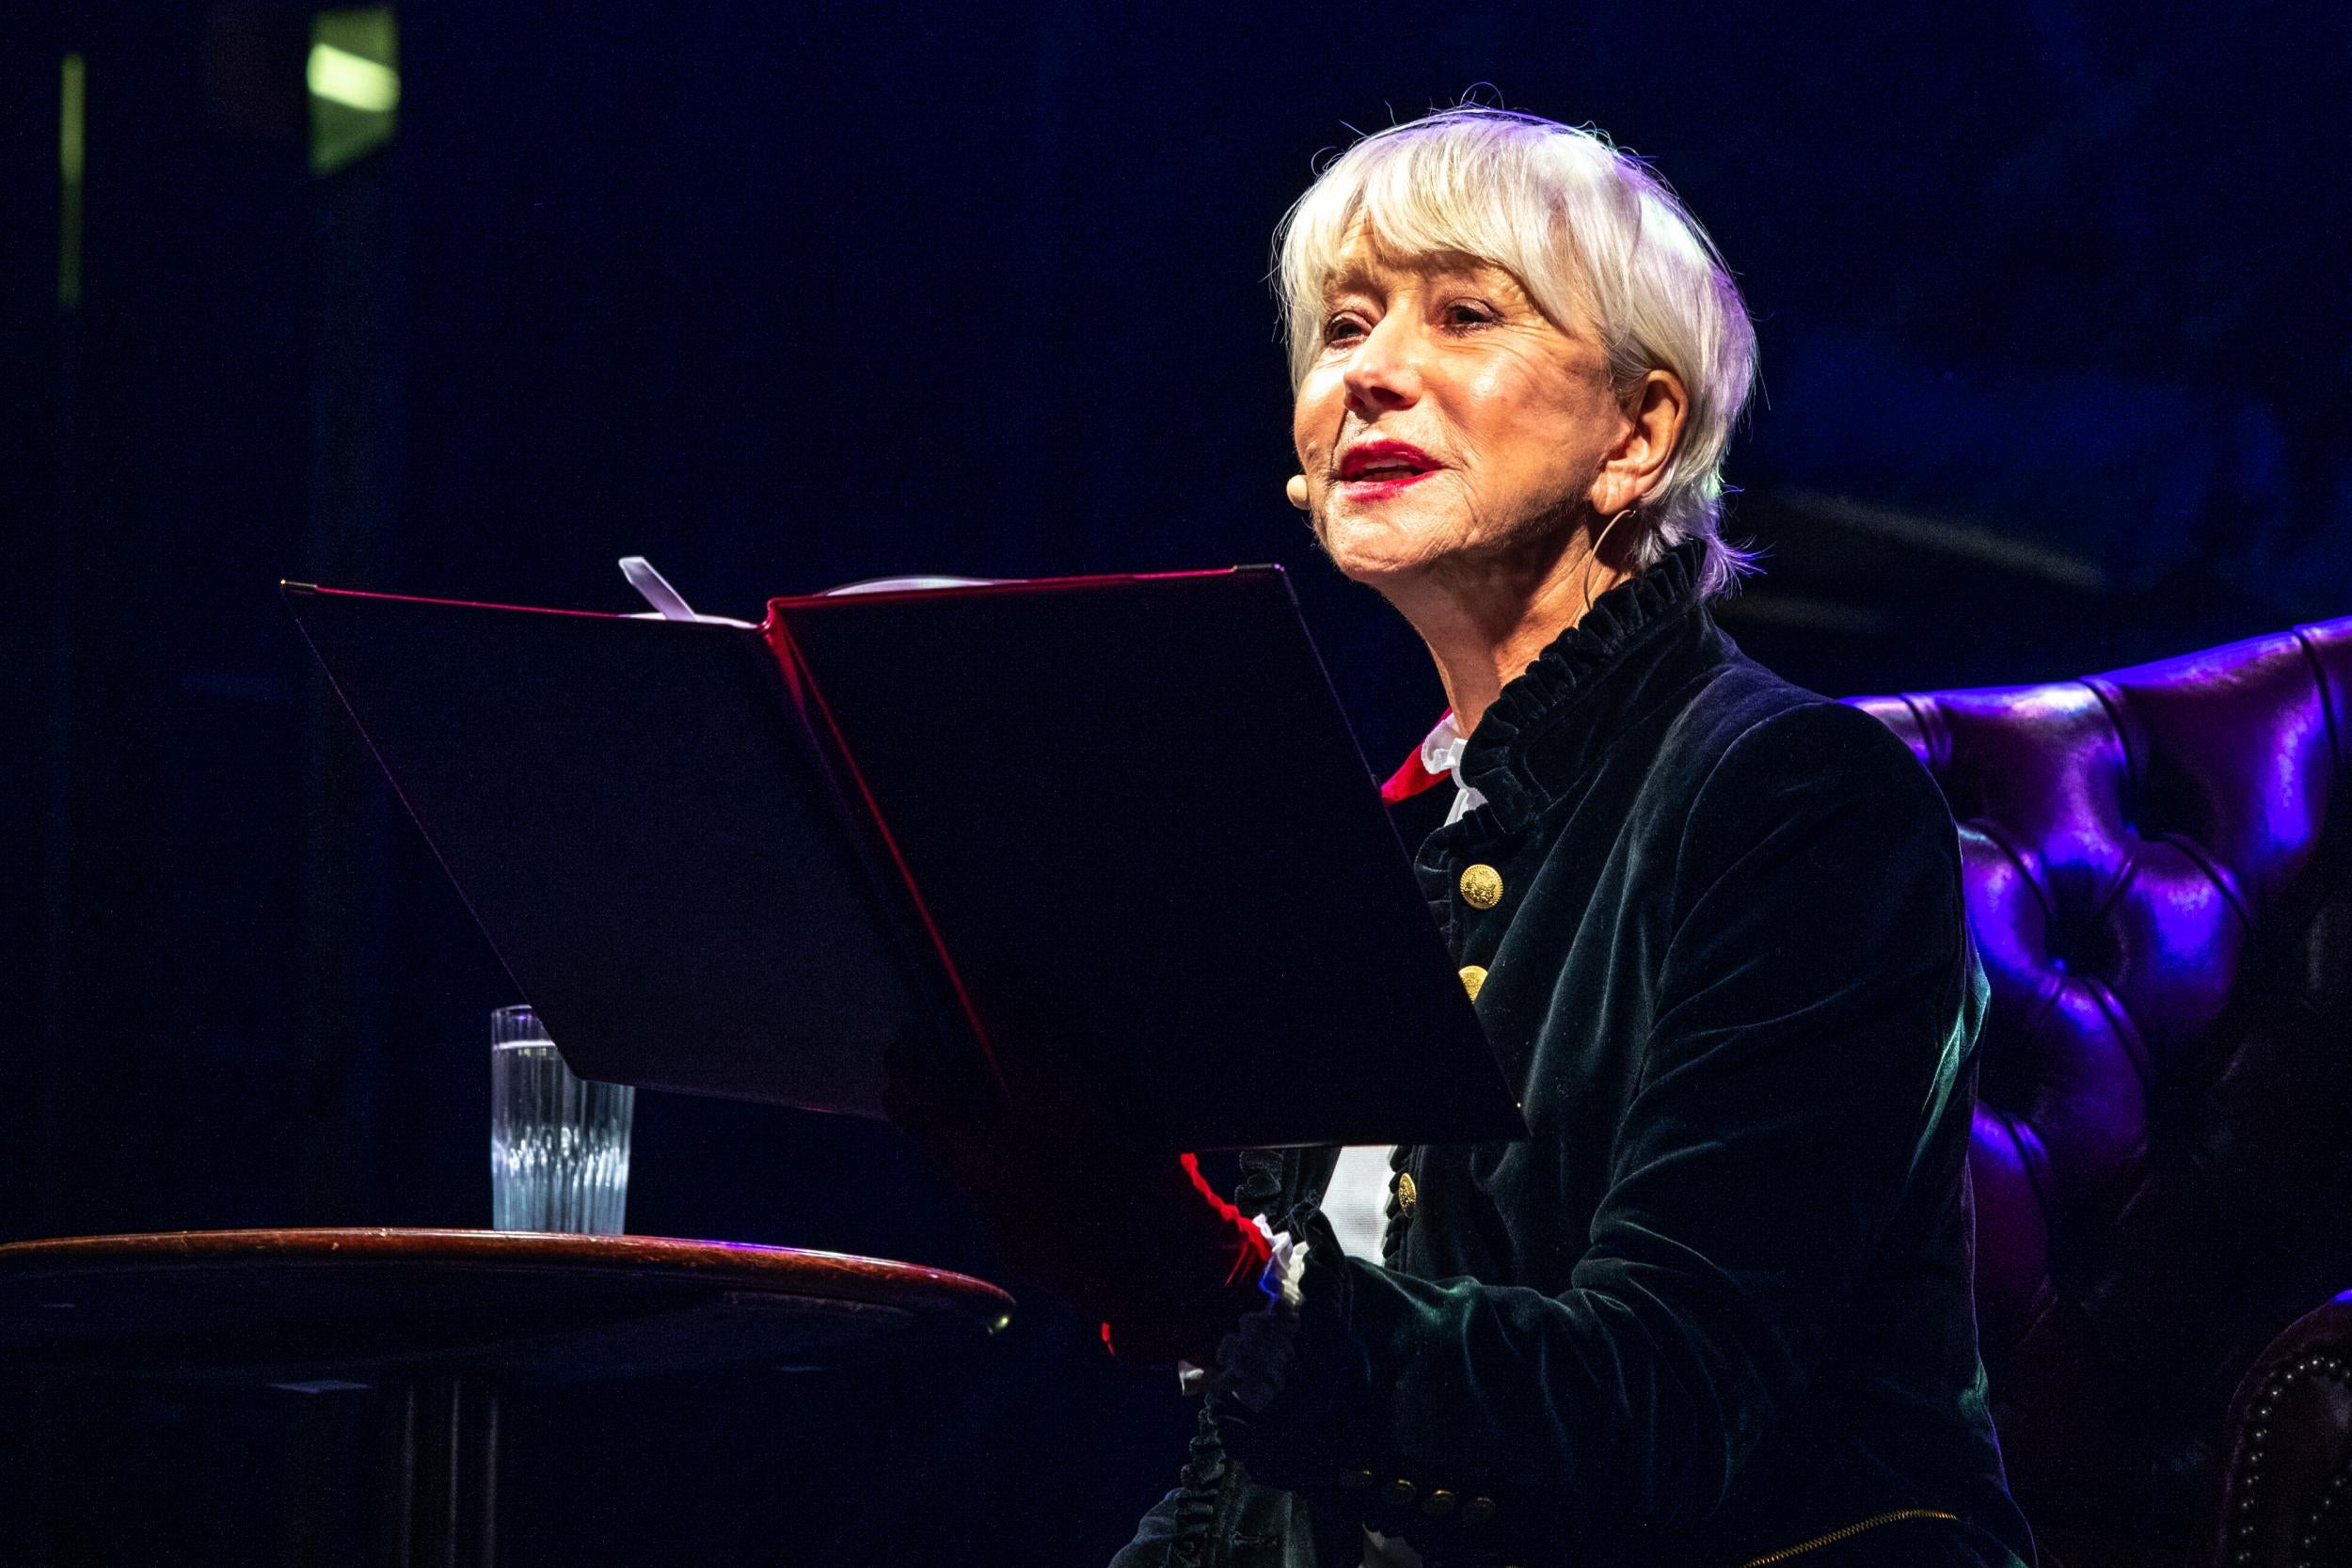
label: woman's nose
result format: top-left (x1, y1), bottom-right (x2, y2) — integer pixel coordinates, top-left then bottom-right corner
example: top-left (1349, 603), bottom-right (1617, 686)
top-left (1342, 315), bottom-right (1424, 415)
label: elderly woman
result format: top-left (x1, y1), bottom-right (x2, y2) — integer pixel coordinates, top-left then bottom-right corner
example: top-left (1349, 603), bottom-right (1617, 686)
top-left (891, 107), bottom-right (2037, 1568)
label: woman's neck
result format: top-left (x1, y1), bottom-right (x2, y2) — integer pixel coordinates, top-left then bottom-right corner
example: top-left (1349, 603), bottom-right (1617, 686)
top-left (1374, 525), bottom-right (1629, 736)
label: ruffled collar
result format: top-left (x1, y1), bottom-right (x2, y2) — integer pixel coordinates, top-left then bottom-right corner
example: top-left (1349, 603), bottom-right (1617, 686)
top-left (1451, 535), bottom-right (1714, 833)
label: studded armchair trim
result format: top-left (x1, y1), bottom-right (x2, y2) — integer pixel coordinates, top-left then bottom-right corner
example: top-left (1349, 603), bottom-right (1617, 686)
top-left (2207, 1292), bottom-right (2352, 1568)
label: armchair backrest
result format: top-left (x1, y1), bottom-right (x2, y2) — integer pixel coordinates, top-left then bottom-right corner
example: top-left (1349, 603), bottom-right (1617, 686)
top-left (1848, 618), bottom-right (2352, 1543)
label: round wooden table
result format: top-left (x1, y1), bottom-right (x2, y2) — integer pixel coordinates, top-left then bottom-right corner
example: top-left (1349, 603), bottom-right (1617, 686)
top-left (0, 1228), bottom-right (1014, 1567)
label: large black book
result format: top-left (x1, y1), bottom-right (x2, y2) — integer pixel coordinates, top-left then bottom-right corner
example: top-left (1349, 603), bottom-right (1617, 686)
top-left (284, 568), bottom-right (1523, 1150)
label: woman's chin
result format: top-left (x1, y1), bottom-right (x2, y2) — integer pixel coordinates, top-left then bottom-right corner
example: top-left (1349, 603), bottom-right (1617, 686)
top-left (1316, 511), bottom-right (1457, 583)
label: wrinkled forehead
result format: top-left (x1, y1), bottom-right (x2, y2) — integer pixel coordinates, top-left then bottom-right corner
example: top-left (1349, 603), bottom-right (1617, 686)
top-left (1320, 213), bottom-right (1503, 288)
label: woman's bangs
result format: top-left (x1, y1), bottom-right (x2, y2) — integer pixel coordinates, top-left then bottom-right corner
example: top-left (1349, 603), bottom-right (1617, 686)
top-left (1354, 143), bottom-right (1541, 287)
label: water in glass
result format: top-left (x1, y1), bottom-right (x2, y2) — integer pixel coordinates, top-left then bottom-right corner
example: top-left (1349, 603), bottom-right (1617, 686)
top-left (490, 1008), bottom-right (633, 1234)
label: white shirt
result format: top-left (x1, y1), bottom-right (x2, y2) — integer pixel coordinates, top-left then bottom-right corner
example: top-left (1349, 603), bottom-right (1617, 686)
top-left (1417, 711), bottom-right (1487, 827)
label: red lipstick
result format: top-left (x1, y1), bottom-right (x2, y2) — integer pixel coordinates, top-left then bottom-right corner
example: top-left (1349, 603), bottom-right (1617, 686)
top-left (1337, 439), bottom-right (1442, 498)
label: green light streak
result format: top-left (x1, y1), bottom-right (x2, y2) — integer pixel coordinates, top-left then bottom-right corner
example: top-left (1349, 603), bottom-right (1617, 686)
top-left (58, 53), bottom-right (84, 309)
top-left (307, 41), bottom-right (400, 113)
top-left (309, 9), bottom-right (399, 176)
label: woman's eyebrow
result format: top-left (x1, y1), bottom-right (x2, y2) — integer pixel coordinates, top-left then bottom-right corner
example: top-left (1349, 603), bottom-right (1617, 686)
top-left (1320, 253), bottom-right (1522, 309)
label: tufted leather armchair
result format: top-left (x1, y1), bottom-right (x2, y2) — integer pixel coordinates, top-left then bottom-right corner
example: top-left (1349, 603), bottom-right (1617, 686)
top-left (1846, 617), bottom-right (2352, 1568)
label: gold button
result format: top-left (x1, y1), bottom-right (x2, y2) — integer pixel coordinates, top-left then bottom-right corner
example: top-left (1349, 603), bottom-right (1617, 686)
top-left (1459, 863), bottom-right (1502, 909)
top-left (1383, 1478), bottom-right (1415, 1506)
top-left (1421, 1489), bottom-right (1456, 1516)
top-left (1458, 964), bottom-right (1487, 1001)
top-left (1335, 1467), bottom-right (1373, 1490)
top-left (1463, 1496), bottom-right (1497, 1524)
top-left (1395, 1171), bottom-right (1418, 1220)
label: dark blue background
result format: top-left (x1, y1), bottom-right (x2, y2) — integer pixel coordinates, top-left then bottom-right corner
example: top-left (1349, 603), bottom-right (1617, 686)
top-left (6, 2), bottom-right (2347, 1561)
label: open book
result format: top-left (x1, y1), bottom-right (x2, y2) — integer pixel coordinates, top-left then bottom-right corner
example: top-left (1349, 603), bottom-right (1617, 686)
top-left (284, 567), bottom-right (1522, 1151)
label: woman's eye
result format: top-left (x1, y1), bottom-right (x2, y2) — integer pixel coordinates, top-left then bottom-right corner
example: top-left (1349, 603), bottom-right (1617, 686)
top-left (1323, 314), bottom-right (1368, 346)
top-left (1443, 301), bottom-right (1499, 329)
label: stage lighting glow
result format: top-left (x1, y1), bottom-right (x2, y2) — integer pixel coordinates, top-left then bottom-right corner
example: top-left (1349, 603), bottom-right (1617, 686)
top-left (57, 53), bottom-right (83, 309)
top-left (309, 9), bottom-right (398, 175)
top-left (306, 41), bottom-right (398, 113)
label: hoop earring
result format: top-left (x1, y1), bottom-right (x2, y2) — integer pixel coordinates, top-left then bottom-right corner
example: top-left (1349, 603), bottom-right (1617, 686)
top-left (1580, 507), bottom-right (1636, 618)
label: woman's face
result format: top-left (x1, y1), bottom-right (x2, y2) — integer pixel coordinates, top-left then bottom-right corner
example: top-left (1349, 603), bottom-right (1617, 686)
top-left (1291, 219), bottom-right (1633, 586)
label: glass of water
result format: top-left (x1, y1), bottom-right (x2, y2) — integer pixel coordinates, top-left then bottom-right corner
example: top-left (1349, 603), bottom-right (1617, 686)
top-left (490, 1005), bottom-right (634, 1234)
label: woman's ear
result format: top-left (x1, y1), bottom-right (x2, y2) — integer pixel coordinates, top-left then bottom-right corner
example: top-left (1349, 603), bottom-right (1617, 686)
top-left (1285, 474), bottom-right (1310, 511)
top-left (1590, 370), bottom-right (1689, 517)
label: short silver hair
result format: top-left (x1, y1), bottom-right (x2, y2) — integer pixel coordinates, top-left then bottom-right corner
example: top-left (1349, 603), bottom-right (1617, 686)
top-left (1274, 108), bottom-right (1760, 597)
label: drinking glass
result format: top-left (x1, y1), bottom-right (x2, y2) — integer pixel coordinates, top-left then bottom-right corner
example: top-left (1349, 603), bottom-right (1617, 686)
top-left (490, 1005), bottom-right (634, 1234)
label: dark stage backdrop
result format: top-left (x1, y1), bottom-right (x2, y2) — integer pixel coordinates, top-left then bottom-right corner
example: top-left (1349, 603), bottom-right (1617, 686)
top-left (6, 2), bottom-right (2348, 1562)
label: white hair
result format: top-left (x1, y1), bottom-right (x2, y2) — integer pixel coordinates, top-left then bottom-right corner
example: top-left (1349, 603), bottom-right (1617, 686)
top-left (1274, 107), bottom-right (1760, 597)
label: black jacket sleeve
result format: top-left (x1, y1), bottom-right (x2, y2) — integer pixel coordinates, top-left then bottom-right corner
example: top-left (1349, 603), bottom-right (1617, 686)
top-left (1215, 701), bottom-right (1979, 1554)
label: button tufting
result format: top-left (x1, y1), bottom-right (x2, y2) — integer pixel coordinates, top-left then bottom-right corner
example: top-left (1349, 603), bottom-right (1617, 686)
top-left (1917, 600), bottom-right (2352, 1568)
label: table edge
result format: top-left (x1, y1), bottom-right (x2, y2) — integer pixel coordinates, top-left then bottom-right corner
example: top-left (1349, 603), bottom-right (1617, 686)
top-left (0, 1228), bottom-right (1014, 1322)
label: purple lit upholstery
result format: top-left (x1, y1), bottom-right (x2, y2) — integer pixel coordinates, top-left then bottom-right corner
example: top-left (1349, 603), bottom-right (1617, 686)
top-left (1848, 618), bottom-right (2352, 1568)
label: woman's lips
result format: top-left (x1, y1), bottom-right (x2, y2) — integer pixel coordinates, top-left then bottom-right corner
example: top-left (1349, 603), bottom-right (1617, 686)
top-left (1336, 440), bottom-right (1442, 499)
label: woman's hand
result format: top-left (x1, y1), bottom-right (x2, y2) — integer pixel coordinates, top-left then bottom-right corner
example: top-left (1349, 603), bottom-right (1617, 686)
top-left (882, 1021), bottom-right (1273, 1366)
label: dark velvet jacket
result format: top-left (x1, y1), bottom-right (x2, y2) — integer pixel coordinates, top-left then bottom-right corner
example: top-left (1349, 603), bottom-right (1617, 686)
top-left (1111, 541), bottom-right (2038, 1568)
